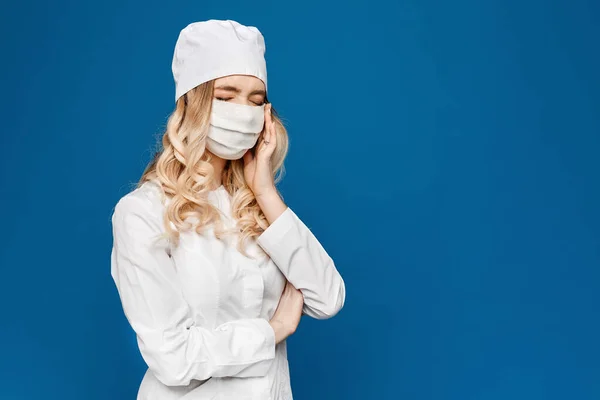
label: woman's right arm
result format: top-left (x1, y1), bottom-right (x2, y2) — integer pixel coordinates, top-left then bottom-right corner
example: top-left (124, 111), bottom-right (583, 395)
top-left (110, 193), bottom-right (277, 387)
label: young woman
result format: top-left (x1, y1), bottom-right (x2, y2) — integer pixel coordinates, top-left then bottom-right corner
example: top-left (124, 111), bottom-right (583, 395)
top-left (110, 19), bottom-right (345, 400)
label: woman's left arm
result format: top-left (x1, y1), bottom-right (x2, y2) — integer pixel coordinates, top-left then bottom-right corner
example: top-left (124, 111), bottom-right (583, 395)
top-left (244, 103), bottom-right (345, 319)
top-left (255, 190), bottom-right (346, 320)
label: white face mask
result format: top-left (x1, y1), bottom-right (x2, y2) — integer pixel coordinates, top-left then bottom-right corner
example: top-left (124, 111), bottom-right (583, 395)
top-left (206, 99), bottom-right (265, 160)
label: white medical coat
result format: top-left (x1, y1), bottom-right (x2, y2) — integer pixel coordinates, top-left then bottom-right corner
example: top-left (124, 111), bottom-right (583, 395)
top-left (110, 179), bottom-right (345, 400)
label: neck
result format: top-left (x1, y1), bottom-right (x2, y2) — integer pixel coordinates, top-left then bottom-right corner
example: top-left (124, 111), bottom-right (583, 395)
top-left (208, 151), bottom-right (228, 188)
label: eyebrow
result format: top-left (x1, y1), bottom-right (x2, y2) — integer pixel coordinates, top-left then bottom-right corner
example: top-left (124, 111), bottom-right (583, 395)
top-left (215, 85), bottom-right (266, 97)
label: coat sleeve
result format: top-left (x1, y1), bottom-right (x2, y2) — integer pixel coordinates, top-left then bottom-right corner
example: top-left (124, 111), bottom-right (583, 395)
top-left (256, 207), bottom-right (346, 319)
top-left (110, 194), bottom-right (276, 387)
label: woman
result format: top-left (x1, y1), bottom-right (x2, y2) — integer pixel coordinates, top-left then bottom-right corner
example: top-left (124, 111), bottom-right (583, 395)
top-left (110, 19), bottom-right (345, 400)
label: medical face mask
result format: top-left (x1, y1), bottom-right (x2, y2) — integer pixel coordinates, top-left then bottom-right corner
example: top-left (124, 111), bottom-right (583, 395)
top-left (206, 99), bottom-right (266, 160)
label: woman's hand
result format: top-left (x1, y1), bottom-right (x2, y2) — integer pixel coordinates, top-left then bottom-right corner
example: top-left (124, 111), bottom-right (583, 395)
top-left (243, 103), bottom-right (277, 199)
top-left (269, 281), bottom-right (304, 344)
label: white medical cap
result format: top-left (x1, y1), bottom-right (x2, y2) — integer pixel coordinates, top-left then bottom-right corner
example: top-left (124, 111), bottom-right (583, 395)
top-left (171, 19), bottom-right (268, 102)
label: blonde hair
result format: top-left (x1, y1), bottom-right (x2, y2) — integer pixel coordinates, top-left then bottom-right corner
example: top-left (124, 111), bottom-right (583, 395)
top-left (138, 80), bottom-right (289, 255)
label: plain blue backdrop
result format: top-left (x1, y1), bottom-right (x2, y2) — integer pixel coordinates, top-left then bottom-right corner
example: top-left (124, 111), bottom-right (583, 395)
top-left (1, 0), bottom-right (599, 399)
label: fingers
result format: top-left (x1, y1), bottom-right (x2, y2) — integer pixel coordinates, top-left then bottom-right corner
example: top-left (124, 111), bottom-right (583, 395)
top-left (284, 281), bottom-right (298, 298)
top-left (265, 104), bottom-right (273, 144)
top-left (267, 104), bottom-right (276, 149)
top-left (285, 281), bottom-right (302, 302)
top-left (263, 103), bottom-right (271, 140)
top-left (255, 103), bottom-right (277, 161)
top-left (264, 121), bottom-right (271, 146)
top-left (270, 121), bottom-right (276, 148)
top-left (265, 103), bottom-right (272, 123)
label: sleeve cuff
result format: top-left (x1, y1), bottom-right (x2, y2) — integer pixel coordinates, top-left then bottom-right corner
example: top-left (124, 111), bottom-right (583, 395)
top-left (256, 207), bottom-right (297, 252)
top-left (254, 318), bottom-right (276, 357)
top-left (232, 318), bottom-right (276, 378)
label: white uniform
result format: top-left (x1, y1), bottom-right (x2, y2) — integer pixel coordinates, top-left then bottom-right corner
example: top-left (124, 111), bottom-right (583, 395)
top-left (110, 179), bottom-right (345, 399)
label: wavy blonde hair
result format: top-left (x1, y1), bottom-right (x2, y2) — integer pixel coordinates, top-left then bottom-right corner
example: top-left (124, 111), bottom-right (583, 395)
top-left (137, 79), bottom-right (289, 256)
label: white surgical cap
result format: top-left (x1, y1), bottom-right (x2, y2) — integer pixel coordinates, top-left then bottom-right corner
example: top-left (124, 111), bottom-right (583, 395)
top-left (171, 19), bottom-right (268, 102)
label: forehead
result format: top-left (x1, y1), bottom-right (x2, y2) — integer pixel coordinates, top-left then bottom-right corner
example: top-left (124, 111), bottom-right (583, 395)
top-left (214, 74), bottom-right (265, 91)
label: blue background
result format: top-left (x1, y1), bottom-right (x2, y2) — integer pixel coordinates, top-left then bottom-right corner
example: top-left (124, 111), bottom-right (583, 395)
top-left (1, 0), bottom-right (599, 399)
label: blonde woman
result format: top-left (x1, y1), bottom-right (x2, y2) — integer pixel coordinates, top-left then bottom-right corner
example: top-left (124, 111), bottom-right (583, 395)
top-left (110, 19), bottom-right (345, 400)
